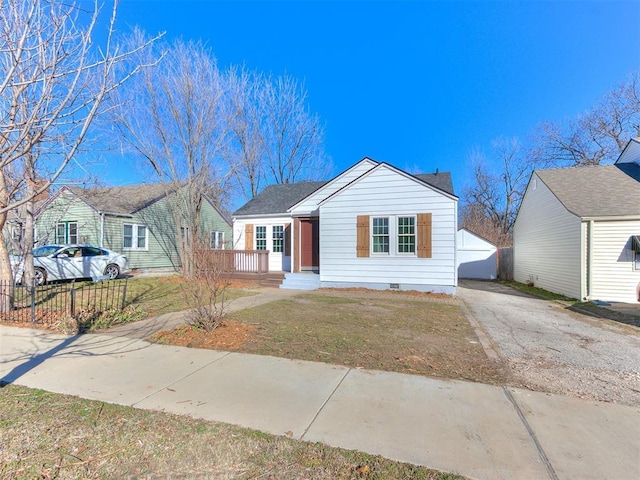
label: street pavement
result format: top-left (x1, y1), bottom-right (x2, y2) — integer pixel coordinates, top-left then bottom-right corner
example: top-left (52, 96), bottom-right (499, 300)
top-left (1, 289), bottom-right (639, 480)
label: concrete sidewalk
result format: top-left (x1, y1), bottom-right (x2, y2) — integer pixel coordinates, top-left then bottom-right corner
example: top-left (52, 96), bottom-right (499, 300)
top-left (1, 325), bottom-right (638, 480)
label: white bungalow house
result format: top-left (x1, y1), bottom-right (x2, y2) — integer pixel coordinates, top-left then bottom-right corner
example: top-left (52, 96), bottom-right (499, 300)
top-left (513, 137), bottom-right (640, 303)
top-left (456, 228), bottom-right (497, 279)
top-left (232, 158), bottom-right (458, 292)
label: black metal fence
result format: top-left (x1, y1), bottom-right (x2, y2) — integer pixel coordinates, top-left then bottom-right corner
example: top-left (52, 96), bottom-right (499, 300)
top-left (0, 279), bottom-right (128, 325)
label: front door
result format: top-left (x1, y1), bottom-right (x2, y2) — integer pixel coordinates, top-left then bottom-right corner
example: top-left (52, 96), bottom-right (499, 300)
top-left (300, 218), bottom-right (319, 270)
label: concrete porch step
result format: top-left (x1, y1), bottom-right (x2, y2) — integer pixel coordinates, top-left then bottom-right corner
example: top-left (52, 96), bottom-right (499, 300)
top-left (280, 273), bottom-right (320, 291)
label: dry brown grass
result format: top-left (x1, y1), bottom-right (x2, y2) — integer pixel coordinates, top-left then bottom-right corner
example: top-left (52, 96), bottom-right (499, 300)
top-left (0, 383), bottom-right (464, 480)
top-left (151, 289), bottom-right (511, 386)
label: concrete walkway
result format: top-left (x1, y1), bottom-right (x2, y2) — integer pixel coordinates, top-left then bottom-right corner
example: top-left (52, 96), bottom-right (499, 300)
top-left (104, 287), bottom-right (300, 339)
top-left (1, 294), bottom-right (639, 479)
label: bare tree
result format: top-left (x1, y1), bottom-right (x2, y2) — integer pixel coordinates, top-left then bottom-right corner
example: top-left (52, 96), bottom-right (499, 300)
top-left (224, 71), bottom-right (330, 200)
top-left (224, 66), bottom-right (266, 199)
top-left (462, 137), bottom-right (531, 240)
top-left (0, 0), bottom-right (160, 308)
top-left (259, 74), bottom-right (329, 186)
top-left (459, 203), bottom-right (512, 247)
top-left (531, 71), bottom-right (640, 167)
top-left (111, 38), bottom-right (231, 277)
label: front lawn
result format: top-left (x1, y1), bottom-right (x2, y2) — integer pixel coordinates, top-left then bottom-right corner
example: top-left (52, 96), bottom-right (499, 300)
top-left (124, 275), bottom-right (257, 316)
top-left (151, 289), bottom-right (511, 385)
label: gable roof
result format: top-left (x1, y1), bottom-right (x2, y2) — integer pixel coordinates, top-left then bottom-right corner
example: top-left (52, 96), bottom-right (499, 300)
top-left (319, 162), bottom-right (458, 206)
top-left (535, 163), bottom-right (640, 218)
top-left (233, 160), bottom-right (456, 217)
top-left (37, 183), bottom-right (230, 225)
top-left (616, 137), bottom-right (640, 165)
top-left (233, 181), bottom-right (328, 216)
top-left (287, 157), bottom-right (379, 213)
top-left (457, 227), bottom-right (497, 247)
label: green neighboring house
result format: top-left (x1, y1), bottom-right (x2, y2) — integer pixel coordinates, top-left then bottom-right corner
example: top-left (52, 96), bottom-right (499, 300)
top-left (32, 184), bottom-right (232, 272)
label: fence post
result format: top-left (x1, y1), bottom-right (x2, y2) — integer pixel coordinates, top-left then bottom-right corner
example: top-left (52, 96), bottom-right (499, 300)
top-left (30, 284), bottom-right (35, 323)
top-left (121, 279), bottom-right (128, 310)
top-left (70, 284), bottom-right (76, 318)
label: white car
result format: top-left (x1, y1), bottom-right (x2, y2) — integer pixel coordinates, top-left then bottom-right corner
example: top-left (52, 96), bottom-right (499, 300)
top-left (12, 245), bottom-right (129, 285)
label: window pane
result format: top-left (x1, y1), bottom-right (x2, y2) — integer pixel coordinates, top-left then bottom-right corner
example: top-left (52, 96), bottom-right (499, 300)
top-left (68, 223), bottom-right (78, 244)
top-left (137, 226), bottom-right (147, 248)
top-left (372, 217), bottom-right (389, 253)
top-left (210, 231), bottom-right (224, 249)
top-left (56, 223), bottom-right (66, 244)
top-left (398, 217), bottom-right (416, 253)
top-left (272, 225), bottom-right (283, 253)
top-left (256, 226), bottom-right (267, 250)
top-left (123, 224), bottom-right (133, 248)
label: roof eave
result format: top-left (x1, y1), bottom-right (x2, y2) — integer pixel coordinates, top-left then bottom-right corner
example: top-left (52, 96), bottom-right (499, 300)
top-left (581, 215), bottom-right (640, 221)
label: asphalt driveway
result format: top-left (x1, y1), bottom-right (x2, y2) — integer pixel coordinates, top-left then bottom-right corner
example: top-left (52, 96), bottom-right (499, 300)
top-left (458, 280), bottom-right (640, 406)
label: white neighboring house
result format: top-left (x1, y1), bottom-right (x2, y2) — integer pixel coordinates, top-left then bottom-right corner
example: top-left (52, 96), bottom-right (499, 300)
top-left (232, 158), bottom-right (459, 293)
top-left (513, 137), bottom-right (640, 303)
top-left (456, 228), bottom-right (497, 279)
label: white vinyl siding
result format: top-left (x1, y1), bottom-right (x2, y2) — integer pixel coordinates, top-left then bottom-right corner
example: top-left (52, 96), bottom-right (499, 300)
top-left (289, 159), bottom-right (377, 215)
top-left (514, 173), bottom-right (583, 299)
top-left (589, 220), bottom-right (640, 303)
top-left (319, 165), bottom-right (457, 290)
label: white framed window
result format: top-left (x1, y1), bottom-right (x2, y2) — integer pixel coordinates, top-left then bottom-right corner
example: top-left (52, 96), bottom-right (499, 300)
top-left (255, 226), bottom-right (267, 250)
top-left (123, 223), bottom-right (148, 250)
top-left (372, 217), bottom-right (389, 254)
top-left (211, 231), bottom-right (225, 249)
top-left (397, 216), bottom-right (416, 254)
top-left (272, 225), bottom-right (284, 253)
top-left (55, 221), bottom-right (78, 244)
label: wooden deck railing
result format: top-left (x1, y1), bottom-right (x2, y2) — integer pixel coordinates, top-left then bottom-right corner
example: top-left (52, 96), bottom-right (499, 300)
top-left (210, 250), bottom-right (269, 274)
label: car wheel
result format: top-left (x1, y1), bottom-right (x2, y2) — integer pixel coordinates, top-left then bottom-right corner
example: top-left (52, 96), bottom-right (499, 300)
top-left (34, 267), bottom-right (46, 286)
top-left (104, 264), bottom-right (120, 280)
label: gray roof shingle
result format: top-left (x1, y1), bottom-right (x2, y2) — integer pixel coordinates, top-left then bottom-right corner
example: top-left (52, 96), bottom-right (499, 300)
top-left (67, 184), bottom-right (172, 215)
top-left (233, 181), bottom-right (327, 216)
top-left (233, 167), bottom-right (455, 217)
top-left (414, 172), bottom-right (454, 195)
top-left (536, 163), bottom-right (640, 218)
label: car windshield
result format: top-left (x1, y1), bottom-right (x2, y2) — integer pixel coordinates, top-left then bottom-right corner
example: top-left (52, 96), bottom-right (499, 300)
top-left (33, 246), bottom-right (62, 257)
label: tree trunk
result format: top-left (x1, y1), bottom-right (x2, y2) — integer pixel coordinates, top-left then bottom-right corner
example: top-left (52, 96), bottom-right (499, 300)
top-left (0, 211), bottom-right (14, 312)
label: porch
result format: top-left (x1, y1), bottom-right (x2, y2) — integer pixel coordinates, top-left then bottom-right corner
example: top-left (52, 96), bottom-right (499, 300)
top-left (209, 250), bottom-right (319, 290)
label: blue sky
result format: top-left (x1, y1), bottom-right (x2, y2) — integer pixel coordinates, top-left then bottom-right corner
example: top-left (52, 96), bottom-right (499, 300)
top-left (102, 0), bottom-right (640, 197)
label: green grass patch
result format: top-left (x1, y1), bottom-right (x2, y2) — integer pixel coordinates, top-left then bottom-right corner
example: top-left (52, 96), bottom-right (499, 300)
top-left (498, 280), bottom-right (575, 302)
top-left (124, 275), bottom-right (256, 316)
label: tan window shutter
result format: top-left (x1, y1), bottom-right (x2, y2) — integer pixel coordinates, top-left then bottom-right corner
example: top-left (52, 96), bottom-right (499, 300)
top-left (284, 223), bottom-right (291, 256)
top-left (417, 213), bottom-right (432, 258)
top-left (245, 224), bottom-right (254, 250)
top-left (356, 215), bottom-right (370, 258)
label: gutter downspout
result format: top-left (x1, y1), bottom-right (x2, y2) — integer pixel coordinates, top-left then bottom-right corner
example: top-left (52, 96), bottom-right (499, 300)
top-left (585, 220), bottom-right (594, 301)
top-left (100, 212), bottom-right (104, 248)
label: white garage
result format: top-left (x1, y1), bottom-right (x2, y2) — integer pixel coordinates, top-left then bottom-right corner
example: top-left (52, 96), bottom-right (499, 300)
top-left (457, 228), bottom-right (497, 279)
